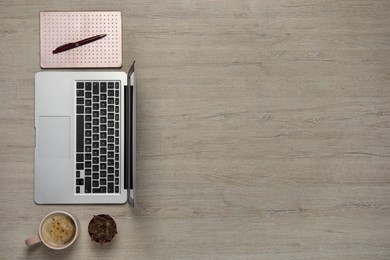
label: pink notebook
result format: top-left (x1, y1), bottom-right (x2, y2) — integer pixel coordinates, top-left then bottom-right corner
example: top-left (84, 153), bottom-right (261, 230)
top-left (40, 11), bottom-right (122, 68)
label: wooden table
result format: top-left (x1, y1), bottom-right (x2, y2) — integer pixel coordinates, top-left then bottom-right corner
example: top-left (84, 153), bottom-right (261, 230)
top-left (1, 0), bottom-right (389, 259)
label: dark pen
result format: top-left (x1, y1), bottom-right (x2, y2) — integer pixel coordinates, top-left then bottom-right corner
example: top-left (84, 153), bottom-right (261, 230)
top-left (52, 34), bottom-right (107, 54)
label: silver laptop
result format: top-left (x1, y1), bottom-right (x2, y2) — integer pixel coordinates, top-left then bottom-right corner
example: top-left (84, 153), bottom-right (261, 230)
top-left (34, 62), bottom-right (136, 205)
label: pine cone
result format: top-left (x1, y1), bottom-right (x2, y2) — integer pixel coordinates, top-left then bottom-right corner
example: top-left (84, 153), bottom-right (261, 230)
top-left (88, 215), bottom-right (117, 245)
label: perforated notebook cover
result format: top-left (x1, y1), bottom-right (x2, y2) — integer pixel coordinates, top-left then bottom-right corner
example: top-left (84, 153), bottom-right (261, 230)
top-left (40, 11), bottom-right (122, 68)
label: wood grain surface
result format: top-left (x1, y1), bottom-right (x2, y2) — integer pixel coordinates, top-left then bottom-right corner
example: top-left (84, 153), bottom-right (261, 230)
top-left (0, 0), bottom-right (389, 259)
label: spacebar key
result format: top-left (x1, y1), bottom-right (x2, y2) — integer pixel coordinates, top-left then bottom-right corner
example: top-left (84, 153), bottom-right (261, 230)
top-left (77, 115), bottom-right (84, 152)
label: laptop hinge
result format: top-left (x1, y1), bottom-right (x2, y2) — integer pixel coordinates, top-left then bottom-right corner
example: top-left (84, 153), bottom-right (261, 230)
top-left (124, 61), bottom-right (135, 207)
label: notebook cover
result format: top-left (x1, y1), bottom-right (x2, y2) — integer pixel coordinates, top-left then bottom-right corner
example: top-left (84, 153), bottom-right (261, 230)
top-left (40, 11), bottom-right (122, 68)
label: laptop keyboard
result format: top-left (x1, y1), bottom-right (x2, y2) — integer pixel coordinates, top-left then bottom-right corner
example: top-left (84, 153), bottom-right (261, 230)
top-left (75, 81), bottom-right (120, 194)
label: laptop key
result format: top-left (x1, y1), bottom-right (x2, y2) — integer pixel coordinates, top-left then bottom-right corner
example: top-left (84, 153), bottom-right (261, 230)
top-left (76, 154), bottom-right (83, 162)
top-left (76, 186), bottom-right (80, 193)
top-left (100, 82), bottom-right (107, 92)
top-left (93, 181), bottom-right (99, 187)
top-left (77, 98), bottom-right (84, 105)
top-left (85, 177), bottom-right (91, 193)
top-left (77, 90), bottom-right (84, 96)
top-left (115, 178), bottom-right (119, 185)
top-left (85, 82), bottom-right (91, 90)
top-left (76, 82), bottom-right (84, 89)
top-left (93, 172), bottom-right (99, 179)
top-left (85, 92), bottom-right (92, 98)
top-left (85, 169), bottom-right (91, 175)
top-left (100, 171), bottom-right (107, 177)
top-left (76, 163), bottom-right (83, 170)
top-left (76, 106), bottom-right (84, 114)
top-left (115, 186), bottom-right (119, 193)
top-left (108, 175), bottom-right (114, 181)
top-left (76, 171), bottom-right (80, 178)
top-left (85, 107), bottom-right (92, 114)
top-left (100, 179), bottom-right (107, 185)
top-left (108, 182), bottom-right (114, 193)
top-left (108, 82), bottom-right (114, 88)
top-left (92, 188), bottom-right (102, 193)
top-left (93, 82), bottom-right (99, 94)
top-left (76, 179), bottom-right (84, 185)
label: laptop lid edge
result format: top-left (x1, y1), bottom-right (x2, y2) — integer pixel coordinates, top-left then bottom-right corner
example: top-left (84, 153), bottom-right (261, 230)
top-left (125, 61), bottom-right (136, 207)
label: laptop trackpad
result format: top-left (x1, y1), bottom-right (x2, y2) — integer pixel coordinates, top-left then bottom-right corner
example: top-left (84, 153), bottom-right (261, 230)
top-left (38, 116), bottom-right (70, 158)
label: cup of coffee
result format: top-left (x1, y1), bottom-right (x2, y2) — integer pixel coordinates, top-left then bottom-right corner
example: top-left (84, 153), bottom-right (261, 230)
top-left (25, 211), bottom-right (79, 250)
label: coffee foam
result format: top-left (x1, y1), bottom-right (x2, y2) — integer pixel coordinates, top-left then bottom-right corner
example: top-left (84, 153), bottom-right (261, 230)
top-left (41, 213), bottom-right (76, 248)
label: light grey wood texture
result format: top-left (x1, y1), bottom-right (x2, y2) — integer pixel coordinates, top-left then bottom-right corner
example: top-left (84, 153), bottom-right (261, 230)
top-left (0, 0), bottom-right (389, 259)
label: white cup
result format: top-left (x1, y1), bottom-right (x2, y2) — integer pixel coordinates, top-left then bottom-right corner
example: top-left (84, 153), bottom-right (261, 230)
top-left (25, 211), bottom-right (79, 250)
